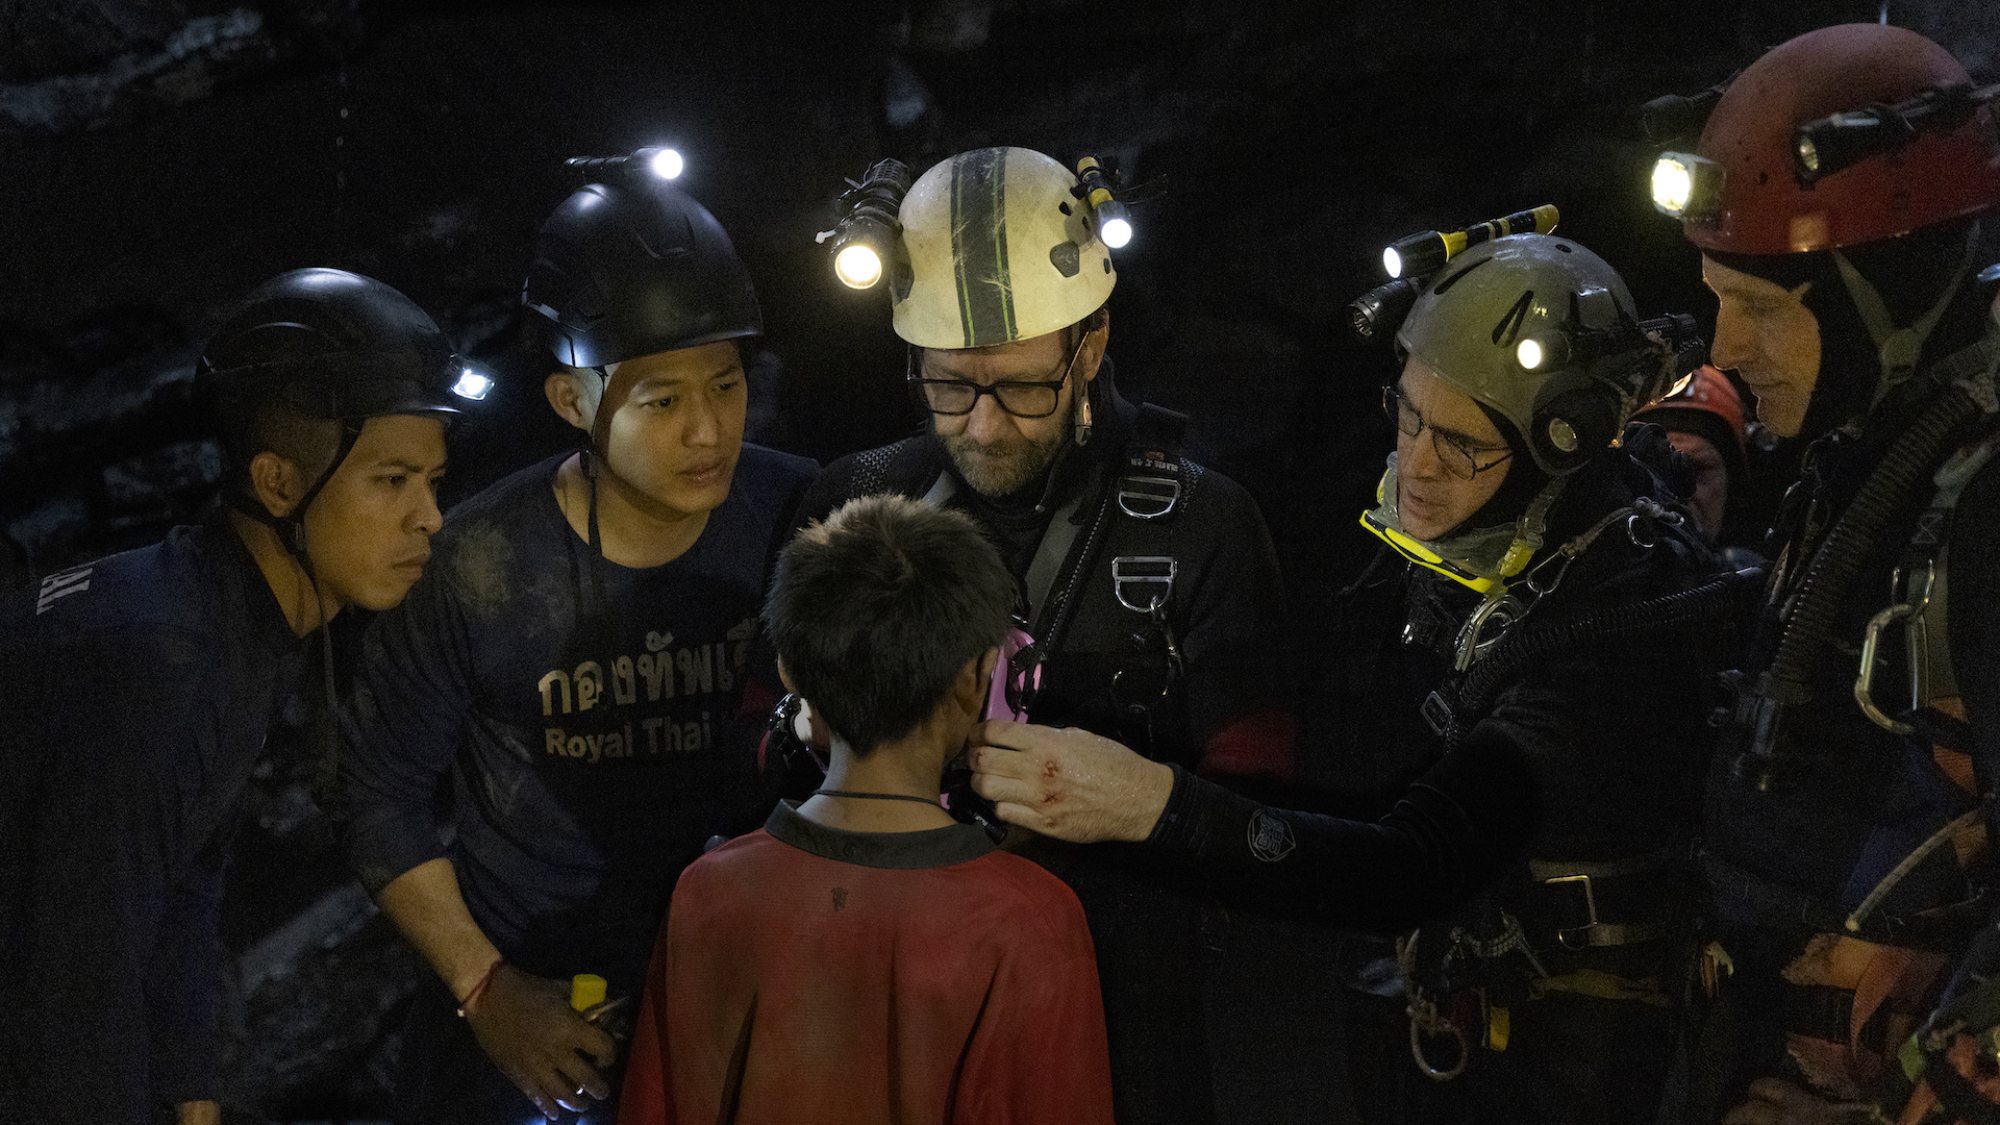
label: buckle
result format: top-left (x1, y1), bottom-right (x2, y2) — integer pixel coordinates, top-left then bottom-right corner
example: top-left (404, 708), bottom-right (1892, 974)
top-left (1546, 874), bottom-right (1601, 949)
top-left (1420, 691), bottom-right (1456, 738)
top-left (1112, 556), bottom-right (1177, 613)
top-left (1117, 474), bottom-right (1181, 520)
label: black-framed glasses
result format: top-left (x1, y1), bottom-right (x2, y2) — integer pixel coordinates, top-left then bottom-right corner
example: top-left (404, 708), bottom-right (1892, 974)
top-left (1382, 385), bottom-right (1514, 481)
top-left (910, 330), bottom-right (1087, 418)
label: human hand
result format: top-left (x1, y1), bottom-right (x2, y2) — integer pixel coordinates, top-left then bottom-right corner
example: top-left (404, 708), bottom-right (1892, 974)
top-left (463, 964), bottom-right (616, 1118)
top-left (966, 720), bottom-right (1174, 844)
top-left (1720, 1078), bottom-right (1875, 1125)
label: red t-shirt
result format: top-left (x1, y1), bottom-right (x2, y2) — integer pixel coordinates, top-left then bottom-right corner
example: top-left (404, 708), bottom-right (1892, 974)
top-left (619, 803), bottom-right (1114, 1124)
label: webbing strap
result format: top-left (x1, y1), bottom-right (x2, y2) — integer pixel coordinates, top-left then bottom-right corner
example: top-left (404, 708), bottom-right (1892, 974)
top-left (1832, 225), bottom-right (1977, 408)
top-left (1022, 485), bottom-right (1091, 627)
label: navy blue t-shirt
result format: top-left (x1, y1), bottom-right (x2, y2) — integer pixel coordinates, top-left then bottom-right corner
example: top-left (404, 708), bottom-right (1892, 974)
top-left (340, 445), bottom-right (815, 988)
top-left (0, 514), bottom-right (306, 1120)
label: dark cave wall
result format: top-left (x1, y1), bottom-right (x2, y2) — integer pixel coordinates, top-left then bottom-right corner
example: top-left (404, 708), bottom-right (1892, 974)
top-left (8, 0), bottom-right (1998, 587)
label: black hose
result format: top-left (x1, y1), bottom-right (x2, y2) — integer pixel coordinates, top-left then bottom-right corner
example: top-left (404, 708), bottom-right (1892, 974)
top-left (1445, 567), bottom-right (1762, 740)
top-left (1762, 386), bottom-right (1982, 707)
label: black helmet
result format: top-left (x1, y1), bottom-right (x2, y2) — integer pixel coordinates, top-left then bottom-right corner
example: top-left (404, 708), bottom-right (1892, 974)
top-left (522, 178), bottom-right (762, 369)
top-left (198, 267), bottom-right (464, 424)
top-left (200, 269), bottom-right (461, 552)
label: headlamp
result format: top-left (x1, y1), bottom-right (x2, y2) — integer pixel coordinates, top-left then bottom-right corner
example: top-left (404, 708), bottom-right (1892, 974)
top-left (1074, 156), bottom-right (1133, 249)
top-left (1347, 277), bottom-right (1424, 344)
top-left (816, 157), bottom-right (912, 291)
top-left (1515, 333), bottom-right (1566, 372)
top-left (1791, 82), bottom-right (1992, 185)
top-left (450, 364), bottom-right (494, 402)
top-left (645, 147), bottom-right (684, 180)
top-left (1354, 205), bottom-right (1559, 344)
top-left (1384, 232), bottom-right (1451, 280)
top-left (1639, 76), bottom-right (1734, 145)
top-left (1514, 312), bottom-right (1706, 401)
top-left (1378, 205), bottom-right (1560, 280)
top-left (1650, 152), bottom-right (1724, 221)
top-left (833, 243), bottom-right (883, 289)
top-left (1384, 205), bottom-right (1552, 278)
top-left (564, 145), bottom-right (687, 182)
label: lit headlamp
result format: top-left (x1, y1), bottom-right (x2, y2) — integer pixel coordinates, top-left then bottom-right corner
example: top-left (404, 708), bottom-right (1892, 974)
top-left (1515, 311), bottom-right (1706, 412)
top-left (1074, 156), bottom-right (1133, 249)
top-left (564, 145), bottom-right (686, 182)
top-left (817, 157), bottom-right (912, 291)
top-left (450, 362), bottom-right (494, 402)
top-left (1514, 333), bottom-right (1569, 373)
top-left (1650, 152), bottom-right (1724, 222)
top-left (1352, 204), bottom-right (1559, 345)
top-left (1380, 205), bottom-right (1559, 280)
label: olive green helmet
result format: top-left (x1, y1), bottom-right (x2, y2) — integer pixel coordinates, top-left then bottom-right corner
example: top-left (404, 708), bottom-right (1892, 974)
top-left (892, 147), bottom-right (1117, 349)
top-left (1395, 233), bottom-right (1677, 476)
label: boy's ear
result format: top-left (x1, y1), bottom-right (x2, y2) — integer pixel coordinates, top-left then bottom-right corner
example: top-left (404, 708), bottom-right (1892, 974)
top-left (544, 370), bottom-right (595, 432)
top-left (777, 659), bottom-right (797, 695)
top-left (954, 647), bottom-right (1000, 717)
top-left (248, 451), bottom-right (304, 519)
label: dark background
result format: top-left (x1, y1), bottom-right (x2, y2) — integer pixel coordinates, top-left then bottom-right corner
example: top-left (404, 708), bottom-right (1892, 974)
top-left (4, 0), bottom-right (1997, 1118)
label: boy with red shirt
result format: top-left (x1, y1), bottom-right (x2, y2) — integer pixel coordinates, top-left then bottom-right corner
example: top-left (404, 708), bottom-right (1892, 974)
top-left (619, 495), bottom-right (1113, 1125)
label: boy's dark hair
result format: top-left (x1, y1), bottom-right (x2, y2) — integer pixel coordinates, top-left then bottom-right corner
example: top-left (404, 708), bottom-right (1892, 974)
top-left (766, 495), bottom-right (1013, 756)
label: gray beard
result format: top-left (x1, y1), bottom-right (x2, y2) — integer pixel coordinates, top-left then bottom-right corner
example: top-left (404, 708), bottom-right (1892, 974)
top-left (939, 398), bottom-right (1073, 498)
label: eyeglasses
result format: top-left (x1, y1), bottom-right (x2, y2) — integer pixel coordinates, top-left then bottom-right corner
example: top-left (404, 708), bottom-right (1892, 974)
top-left (1382, 385), bottom-right (1514, 481)
top-left (910, 330), bottom-right (1087, 418)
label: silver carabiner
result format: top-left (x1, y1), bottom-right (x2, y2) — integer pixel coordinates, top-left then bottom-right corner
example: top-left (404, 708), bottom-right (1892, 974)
top-left (1854, 563), bottom-right (1935, 736)
top-left (1855, 602), bottom-right (1920, 736)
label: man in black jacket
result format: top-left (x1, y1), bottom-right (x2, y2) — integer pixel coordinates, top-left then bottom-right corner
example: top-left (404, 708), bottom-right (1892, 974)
top-left (0, 269), bottom-right (463, 1125)
top-left (797, 145), bottom-right (1298, 1125)
top-left (973, 232), bottom-right (1733, 1124)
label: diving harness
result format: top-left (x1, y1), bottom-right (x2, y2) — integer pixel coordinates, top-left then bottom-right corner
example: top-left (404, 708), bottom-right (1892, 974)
top-left (1363, 447), bottom-right (1760, 1080)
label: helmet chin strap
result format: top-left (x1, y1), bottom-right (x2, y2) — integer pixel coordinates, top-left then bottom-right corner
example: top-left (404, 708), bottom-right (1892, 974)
top-left (1359, 454), bottom-right (1565, 596)
top-left (1831, 222), bottom-right (1979, 411)
top-left (229, 418), bottom-right (363, 562)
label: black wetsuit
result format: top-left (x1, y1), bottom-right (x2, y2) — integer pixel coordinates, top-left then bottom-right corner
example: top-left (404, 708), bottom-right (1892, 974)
top-left (1153, 433), bottom-right (1727, 1124)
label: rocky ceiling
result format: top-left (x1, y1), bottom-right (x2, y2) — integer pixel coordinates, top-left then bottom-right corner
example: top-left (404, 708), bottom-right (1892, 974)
top-left (9, 0), bottom-right (1995, 590)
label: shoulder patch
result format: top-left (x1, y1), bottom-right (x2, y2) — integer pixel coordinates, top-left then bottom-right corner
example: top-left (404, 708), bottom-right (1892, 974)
top-left (35, 566), bottom-right (94, 615)
top-left (1247, 808), bottom-right (1296, 863)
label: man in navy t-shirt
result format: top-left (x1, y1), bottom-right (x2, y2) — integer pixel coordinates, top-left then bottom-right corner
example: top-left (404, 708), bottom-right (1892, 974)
top-left (340, 168), bottom-right (813, 1122)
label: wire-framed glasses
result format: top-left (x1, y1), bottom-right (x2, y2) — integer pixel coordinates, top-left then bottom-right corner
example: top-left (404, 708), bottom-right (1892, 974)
top-left (1382, 384), bottom-right (1514, 481)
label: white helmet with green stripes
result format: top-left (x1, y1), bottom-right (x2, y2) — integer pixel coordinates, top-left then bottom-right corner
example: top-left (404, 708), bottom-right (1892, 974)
top-left (892, 147), bottom-right (1117, 349)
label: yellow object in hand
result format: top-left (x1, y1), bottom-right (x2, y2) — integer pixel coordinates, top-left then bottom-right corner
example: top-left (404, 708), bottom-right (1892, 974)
top-left (571, 973), bottom-right (607, 1012)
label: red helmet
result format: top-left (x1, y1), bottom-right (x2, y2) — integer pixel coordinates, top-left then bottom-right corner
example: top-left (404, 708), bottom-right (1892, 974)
top-left (1636, 365), bottom-right (1748, 479)
top-left (1681, 24), bottom-right (2000, 255)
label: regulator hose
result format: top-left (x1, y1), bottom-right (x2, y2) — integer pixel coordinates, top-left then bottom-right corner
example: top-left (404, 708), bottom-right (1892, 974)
top-left (1732, 385), bottom-right (1984, 782)
top-left (1440, 567), bottom-right (1763, 745)
top-left (1763, 385), bottom-right (1982, 706)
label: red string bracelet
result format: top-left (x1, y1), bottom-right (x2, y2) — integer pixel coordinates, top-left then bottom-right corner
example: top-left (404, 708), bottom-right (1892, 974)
top-left (457, 958), bottom-right (505, 1018)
